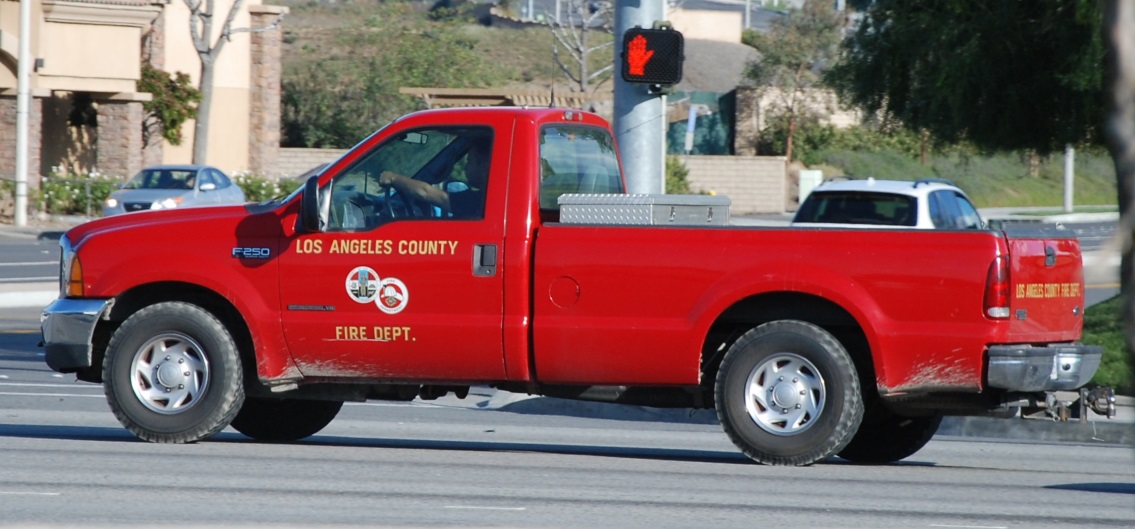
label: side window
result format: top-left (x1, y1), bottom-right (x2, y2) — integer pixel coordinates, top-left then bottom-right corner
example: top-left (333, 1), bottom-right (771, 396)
top-left (928, 191), bottom-right (950, 228)
top-left (953, 192), bottom-right (983, 229)
top-left (930, 190), bottom-right (966, 229)
top-left (538, 125), bottom-right (624, 212)
top-left (325, 127), bottom-right (492, 231)
top-left (209, 169), bottom-right (229, 189)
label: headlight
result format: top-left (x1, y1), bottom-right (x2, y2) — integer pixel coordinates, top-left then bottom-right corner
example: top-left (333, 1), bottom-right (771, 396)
top-left (59, 235), bottom-right (83, 297)
top-left (152, 197), bottom-right (182, 210)
top-left (105, 197), bottom-right (118, 208)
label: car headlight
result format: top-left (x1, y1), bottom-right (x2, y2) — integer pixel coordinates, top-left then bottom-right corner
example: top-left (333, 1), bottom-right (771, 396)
top-left (152, 197), bottom-right (182, 210)
top-left (104, 197), bottom-right (118, 208)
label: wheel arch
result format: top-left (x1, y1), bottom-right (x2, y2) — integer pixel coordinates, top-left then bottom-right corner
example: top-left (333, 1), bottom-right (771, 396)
top-left (699, 291), bottom-right (876, 405)
top-left (87, 282), bottom-right (256, 384)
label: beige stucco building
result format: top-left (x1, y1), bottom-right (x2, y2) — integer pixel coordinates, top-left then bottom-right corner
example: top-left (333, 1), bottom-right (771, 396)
top-left (0, 0), bottom-right (286, 185)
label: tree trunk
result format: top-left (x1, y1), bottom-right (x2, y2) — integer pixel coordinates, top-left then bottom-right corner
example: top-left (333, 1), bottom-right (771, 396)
top-left (1103, 0), bottom-right (1135, 364)
top-left (785, 114), bottom-right (797, 164)
top-left (192, 58), bottom-right (215, 164)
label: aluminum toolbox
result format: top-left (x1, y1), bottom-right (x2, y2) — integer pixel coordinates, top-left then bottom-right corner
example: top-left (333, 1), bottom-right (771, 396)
top-left (558, 193), bottom-right (731, 226)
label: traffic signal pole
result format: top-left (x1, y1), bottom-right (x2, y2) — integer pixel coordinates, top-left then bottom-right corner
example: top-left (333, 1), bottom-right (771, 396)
top-left (614, 1), bottom-right (666, 194)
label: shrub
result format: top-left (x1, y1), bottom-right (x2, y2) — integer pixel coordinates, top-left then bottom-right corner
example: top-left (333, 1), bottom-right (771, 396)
top-left (1080, 295), bottom-right (1135, 395)
top-left (39, 169), bottom-right (121, 216)
top-left (665, 155), bottom-right (691, 194)
top-left (232, 172), bottom-right (304, 203)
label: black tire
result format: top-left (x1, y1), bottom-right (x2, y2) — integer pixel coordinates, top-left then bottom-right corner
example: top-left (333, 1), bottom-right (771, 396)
top-left (102, 302), bottom-right (244, 443)
top-left (837, 405), bottom-right (942, 464)
top-left (714, 320), bottom-right (864, 466)
top-left (230, 398), bottom-right (344, 442)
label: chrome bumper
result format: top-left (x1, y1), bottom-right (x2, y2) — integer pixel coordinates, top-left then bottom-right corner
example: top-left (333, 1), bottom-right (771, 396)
top-left (41, 298), bottom-right (112, 373)
top-left (987, 343), bottom-right (1103, 392)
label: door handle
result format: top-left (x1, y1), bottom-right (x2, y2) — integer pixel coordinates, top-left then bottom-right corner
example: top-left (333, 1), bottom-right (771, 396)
top-left (473, 244), bottom-right (497, 277)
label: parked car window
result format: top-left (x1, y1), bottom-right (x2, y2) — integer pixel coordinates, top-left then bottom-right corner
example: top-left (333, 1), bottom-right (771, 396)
top-left (795, 191), bottom-right (917, 227)
top-left (953, 192), bottom-right (984, 229)
top-left (211, 169), bottom-right (233, 189)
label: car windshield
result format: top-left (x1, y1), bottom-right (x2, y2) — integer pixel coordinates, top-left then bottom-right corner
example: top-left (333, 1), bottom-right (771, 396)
top-left (795, 191), bottom-right (917, 227)
top-left (124, 169), bottom-right (197, 190)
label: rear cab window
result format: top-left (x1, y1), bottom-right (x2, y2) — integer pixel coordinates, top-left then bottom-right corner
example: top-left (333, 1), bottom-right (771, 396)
top-left (538, 125), bottom-right (624, 217)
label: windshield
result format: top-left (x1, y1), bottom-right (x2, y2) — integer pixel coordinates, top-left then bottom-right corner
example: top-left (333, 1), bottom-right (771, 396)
top-left (125, 168), bottom-right (197, 190)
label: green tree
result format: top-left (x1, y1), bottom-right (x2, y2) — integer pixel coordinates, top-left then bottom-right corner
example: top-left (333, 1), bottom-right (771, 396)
top-left (137, 65), bottom-right (201, 147)
top-left (282, 19), bottom-right (509, 148)
top-left (743, 0), bottom-right (844, 164)
top-left (826, 0), bottom-right (1105, 156)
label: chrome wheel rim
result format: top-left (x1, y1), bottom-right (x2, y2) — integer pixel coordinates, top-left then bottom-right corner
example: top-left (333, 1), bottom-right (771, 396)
top-left (130, 332), bottom-right (210, 415)
top-left (744, 352), bottom-right (826, 436)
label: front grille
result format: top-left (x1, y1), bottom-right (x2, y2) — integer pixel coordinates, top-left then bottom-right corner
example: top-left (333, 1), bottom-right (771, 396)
top-left (123, 202), bottom-right (152, 212)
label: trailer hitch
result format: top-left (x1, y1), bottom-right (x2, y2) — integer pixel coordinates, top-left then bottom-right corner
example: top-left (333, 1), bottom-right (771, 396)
top-left (1079, 386), bottom-right (1117, 421)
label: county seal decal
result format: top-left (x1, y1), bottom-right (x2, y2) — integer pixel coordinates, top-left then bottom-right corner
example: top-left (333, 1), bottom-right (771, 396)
top-left (345, 266), bottom-right (379, 303)
top-left (344, 266), bottom-right (409, 314)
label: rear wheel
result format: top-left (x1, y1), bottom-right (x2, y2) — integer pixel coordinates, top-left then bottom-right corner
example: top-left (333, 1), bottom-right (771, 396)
top-left (230, 398), bottom-right (344, 442)
top-left (715, 320), bottom-right (863, 466)
top-left (837, 405), bottom-right (942, 464)
top-left (103, 302), bottom-right (244, 443)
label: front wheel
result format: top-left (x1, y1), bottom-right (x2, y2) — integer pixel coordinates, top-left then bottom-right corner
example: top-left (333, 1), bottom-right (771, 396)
top-left (715, 320), bottom-right (863, 466)
top-left (103, 302), bottom-right (244, 443)
top-left (230, 398), bottom-right (344, 442)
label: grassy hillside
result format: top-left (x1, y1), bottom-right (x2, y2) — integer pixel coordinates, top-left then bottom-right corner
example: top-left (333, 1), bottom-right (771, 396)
top-left (815, 148), bottom-right (1118, 208)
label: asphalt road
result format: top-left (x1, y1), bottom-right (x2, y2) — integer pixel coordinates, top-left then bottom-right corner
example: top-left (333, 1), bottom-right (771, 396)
top-left (1, 374), bottom-right (1133, 528)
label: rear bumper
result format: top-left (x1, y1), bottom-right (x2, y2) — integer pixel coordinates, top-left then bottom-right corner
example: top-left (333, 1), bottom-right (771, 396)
top-left (41, 298), bottom-right (112, 373)
top-left (987, 344), bottom-right (1102, 392)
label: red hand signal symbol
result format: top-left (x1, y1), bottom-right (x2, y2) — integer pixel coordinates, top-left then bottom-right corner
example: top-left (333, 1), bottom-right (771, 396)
top-left (626, 34), bottom-right (654, 76)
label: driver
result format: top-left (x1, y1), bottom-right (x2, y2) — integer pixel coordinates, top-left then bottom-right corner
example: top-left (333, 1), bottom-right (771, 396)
top-left (378, 139), bottom-right (490, 219)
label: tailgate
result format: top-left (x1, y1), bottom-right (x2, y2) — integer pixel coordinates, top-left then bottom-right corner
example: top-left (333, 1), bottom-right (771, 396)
top-left (1003, 223), bottom-right (1085, 342)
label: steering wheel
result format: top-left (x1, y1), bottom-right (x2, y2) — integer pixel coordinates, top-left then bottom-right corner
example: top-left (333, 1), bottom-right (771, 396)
top-left (384, 186), bottom-right (427, 219)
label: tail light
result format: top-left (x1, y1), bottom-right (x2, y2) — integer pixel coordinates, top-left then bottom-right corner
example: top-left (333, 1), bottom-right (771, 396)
top-left (984, 256), bottom-right (1010, 319)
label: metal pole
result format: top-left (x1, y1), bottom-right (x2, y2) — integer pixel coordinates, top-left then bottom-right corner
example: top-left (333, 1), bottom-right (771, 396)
top-left (15, 0), bottom-right (33, 227)
top-left (1064, 144), bottom-right (1074, 213)
top-left (614, 0), bottom-right (666, 195)
top-left (745, 0), bottom-right (751, 30)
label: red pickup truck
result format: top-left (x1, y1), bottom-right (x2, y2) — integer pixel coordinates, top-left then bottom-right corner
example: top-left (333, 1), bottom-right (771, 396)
top-left (41, 107), bottom-right (1104, 466)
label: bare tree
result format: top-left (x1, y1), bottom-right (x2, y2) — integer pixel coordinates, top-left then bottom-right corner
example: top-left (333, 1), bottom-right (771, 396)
top-left (1103, 0), bottom-right (1135, 366)
top-left (547, 0), bottom-right (614, 93)
top-left (183, 0), bottom-right (283, 164)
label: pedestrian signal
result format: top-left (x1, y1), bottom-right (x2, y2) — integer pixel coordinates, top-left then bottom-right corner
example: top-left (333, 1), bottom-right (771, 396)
top-left (621, 27), bottom-right (684, 86)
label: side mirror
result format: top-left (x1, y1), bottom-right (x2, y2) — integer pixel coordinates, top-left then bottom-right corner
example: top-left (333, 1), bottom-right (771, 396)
top-left (299, 175), bottom-right (325, 233)
top-left (199, 183), bottom-right (217, 191)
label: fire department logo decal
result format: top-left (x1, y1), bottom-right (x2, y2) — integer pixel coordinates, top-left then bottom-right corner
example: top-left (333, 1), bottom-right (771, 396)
top-left (345, 266), bottom-right (379, 304)
top-left (344, 267), bottom-right (409, 314)
top-left (376, 278), bottom-right (409, 314)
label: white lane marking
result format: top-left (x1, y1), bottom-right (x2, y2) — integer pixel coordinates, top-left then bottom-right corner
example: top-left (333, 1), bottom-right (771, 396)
top-left (0, 392), bottom-right (103, 398)
top-left (0, 262), bottom-right (56, 267)
top-left (444, 506), bottom-right (526, 511)
top-left (0, 290), bottom-right (57, 309)
top-left (0, 491), bottom-right (61, 496)
top-left (0, 382), bottom-right (101, 389)
top-left (930, 525), bottom-right (1008, 529)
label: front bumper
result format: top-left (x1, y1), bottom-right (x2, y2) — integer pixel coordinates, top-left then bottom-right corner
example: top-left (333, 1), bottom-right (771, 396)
top-left (987, 343), bottom-right (1102, 392)
top-left (41, 298), bottom-right (112, 373)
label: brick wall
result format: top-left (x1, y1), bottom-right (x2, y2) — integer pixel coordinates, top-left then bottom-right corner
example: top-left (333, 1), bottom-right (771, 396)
top-left (680, 155), bottom-right (787, 214)
top-left (276, 147), bottom-right (348, 179)
top-left (249, 6), bottom-right (288, 177)
top-left (96, 100), bottom-right (145, 178)
top-left (0, 96), bottom-right (44, 186)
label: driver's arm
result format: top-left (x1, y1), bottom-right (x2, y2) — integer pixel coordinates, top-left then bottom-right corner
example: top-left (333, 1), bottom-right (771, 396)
top-left (378, 171), bottom-right (451, 211)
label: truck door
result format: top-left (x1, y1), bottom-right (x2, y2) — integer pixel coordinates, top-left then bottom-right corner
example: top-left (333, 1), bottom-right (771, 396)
top-left (278, 125), bottom-right (507, 381)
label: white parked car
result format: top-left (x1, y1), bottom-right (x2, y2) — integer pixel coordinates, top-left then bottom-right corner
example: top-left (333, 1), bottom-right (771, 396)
top-left (103, 164), bottom-right (247, 217)
top-left (791, 177), bottom-right (984, 229)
